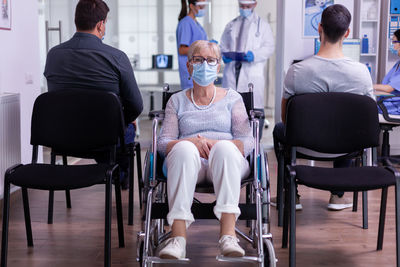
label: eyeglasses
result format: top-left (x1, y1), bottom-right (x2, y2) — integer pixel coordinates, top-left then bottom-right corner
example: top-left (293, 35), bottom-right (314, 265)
top-left (190, 56), bottom-right (219, 66)
top-left (392, 40), bottom-right (400, 44)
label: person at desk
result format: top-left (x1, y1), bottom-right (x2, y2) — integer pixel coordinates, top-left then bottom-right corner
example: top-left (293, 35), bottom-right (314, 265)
top-left (44, 0), bottom-right (143, 189)
top-left (220, 0), bottom-right (274, 132)
top-left (177, 0), bottom-right (208, 90)
top-left (374, 29), bottom-right (400, 95)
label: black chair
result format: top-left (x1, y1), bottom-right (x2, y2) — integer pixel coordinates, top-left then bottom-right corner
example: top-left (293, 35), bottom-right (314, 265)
top-left (281, 92), bottom-right (400, 267)
top-left (48, 140), bottom-right (142, 226)
top-left (1, 89), bottom-right (126, 267)
top-left (377, 95), bottom-right (400, 164)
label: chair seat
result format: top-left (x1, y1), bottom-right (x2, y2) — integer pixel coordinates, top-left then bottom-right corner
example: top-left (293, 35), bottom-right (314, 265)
top-left (379, 113), bottom-right (400, 124)
top-left (295, 165), bottom-right (395, 192)
top-left (9, 163), bottom-right (114, 190)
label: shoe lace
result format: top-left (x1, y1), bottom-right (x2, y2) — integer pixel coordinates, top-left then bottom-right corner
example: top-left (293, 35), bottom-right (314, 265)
top-left (220, 235), bottom-right (239, 245)
top-left (167, 237), bottom-right (181, 248)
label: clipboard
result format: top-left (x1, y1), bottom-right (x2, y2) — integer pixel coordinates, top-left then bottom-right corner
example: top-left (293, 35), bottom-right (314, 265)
top-left (222, 52), bottom-right (246, 61)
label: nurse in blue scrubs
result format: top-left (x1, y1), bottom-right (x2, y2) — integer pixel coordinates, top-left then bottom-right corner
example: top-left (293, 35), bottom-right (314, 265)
top-left (374, 29), bottom-right (400, 94)
top-left (177, 0), bottom-right (208, 90)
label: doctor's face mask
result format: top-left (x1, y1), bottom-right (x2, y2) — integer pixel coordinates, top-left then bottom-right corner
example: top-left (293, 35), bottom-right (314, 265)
top-left (390, 38), bottom-right (400, 56)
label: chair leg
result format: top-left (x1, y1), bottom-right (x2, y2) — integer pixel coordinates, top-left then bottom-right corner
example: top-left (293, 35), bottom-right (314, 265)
top-left (282, 178), bottom-right (289, 249)
top-left (277, 151), bottom-right (285, 227)
top-left (377, 187), bottom-right (388, 250)
top-left (128, 147), bottom-right (135, 226)
top-left (22, 188), bottom-right (33, 247)
top-left (47, 190), bottom-right (54, 224)
top-left (382, 129), bottom-right (390, 160)
top-left (62, 155), bottom-right (72, 209)
top-left (136, 143), bottom-right (143, 211)
top-left (362, 191), bottom-right (368, 229)
top-left (48, 153), bottom-right (57, 225)
top-left (105, 177), bottom-right (112, 267)
top-left (65, 190), bottom-right (72, 209)
top-left (352, 191), bottom-right (358, 212)
top-left (289, 174), bottom-right (296, 267)
top-left (114, 176), bottom-right (125, 248)
top-left (1, 181), bottom-right (11, 267)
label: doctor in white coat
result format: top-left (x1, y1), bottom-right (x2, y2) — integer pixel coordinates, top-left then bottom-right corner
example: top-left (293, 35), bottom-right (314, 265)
top-left (220, 0), bottom-right (274, 129)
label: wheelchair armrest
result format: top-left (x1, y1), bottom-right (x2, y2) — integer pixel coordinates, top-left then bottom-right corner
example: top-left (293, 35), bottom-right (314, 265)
top-left (377, 95), bottom-right (400, 124)
top-left (249, 109), bottom-right (264, 120)
top-left (148, 110), bottom-right (165, 119)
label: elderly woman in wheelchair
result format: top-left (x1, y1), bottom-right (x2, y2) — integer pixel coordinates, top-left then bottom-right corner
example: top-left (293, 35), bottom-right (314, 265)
top-left (157, 40), bottom-right (254, 259)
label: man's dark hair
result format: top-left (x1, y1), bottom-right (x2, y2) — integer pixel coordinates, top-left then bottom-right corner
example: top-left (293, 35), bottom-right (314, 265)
top-left (75, 0), bottom-right (109, 31)
top-left (320, 4), bottom-right (351, 43)
top-left (394, 29), bottom-right (400, 41)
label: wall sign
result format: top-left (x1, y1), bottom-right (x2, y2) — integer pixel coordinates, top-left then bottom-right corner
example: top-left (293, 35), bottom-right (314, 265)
top-left (303, 0), bottom-right (334, 38)
top-left (0, 0), bottom-right (11, 30)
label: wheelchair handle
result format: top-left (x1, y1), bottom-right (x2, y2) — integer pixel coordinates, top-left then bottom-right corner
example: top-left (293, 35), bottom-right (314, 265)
top-left (163, 83), bottom-right (170, 92)
top-left (248, 83), bottom-right (254, 93)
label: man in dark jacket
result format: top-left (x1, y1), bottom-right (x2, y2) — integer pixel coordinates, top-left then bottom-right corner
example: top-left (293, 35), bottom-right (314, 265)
top-left (44, 0), bottom-right (143, 188)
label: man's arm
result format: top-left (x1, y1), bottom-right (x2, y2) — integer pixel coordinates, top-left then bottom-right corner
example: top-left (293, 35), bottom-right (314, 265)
top-left (119, 53), bottom-right (143, 123)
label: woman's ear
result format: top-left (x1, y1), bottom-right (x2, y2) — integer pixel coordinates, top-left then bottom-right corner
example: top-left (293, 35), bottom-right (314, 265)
top-left (187, 61), bottom-right (193, 77)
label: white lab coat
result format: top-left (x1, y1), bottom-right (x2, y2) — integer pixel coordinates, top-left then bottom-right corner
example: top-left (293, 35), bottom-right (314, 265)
top-left (220, 12), bottom-right (275, 109)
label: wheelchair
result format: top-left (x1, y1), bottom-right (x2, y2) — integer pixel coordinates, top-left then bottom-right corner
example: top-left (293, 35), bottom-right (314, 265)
top-left (136, 84), bottom-right (277, 267)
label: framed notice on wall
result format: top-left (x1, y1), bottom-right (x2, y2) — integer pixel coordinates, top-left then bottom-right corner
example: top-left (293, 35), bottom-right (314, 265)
top-left (303, 0), bottom-right (334, 38)
top-left (0, 0), bottom-right (11, 30)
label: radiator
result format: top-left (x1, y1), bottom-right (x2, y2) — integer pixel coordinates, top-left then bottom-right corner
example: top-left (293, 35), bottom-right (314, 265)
top-left (0, 93), bottom-right (21, 197)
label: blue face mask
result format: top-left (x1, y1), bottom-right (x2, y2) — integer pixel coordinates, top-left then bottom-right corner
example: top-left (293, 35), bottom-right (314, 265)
top-left (239, 8), bottom-right (252, 18)
top-left (192, 62), bottom-right (218, 86)
top-left (195, 8), bottom-right (205, 17)
top-left (390, 43), bottom-right (398, 55)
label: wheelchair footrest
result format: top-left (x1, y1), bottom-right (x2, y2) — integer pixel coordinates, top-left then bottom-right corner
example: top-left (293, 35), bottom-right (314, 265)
top-left (149, 203), bottom-right (257, 220)
top-left (216, 255), bottom-right (262, 263)
top-left (146, 256), bottom-right (190, 264)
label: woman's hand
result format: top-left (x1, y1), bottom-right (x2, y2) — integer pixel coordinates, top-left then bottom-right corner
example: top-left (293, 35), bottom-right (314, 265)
top-left (189, 135), bottom-right (218, 159)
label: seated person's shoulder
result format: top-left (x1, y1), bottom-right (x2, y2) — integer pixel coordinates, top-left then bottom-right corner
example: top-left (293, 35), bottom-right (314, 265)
top-left (101, 43), bottom-right (128, 59)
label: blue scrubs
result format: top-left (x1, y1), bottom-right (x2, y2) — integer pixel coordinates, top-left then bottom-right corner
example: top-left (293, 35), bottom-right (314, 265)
top-left (176, 16), bottom-right (207, 90)
top-left (382, 61), bottom-right (400, 90)
top-left (380, 61), bottom-right (400, 115)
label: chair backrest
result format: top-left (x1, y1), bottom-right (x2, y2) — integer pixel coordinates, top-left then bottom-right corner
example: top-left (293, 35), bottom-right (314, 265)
top-left (238, 92), bottom-right (254, 117)
top-left (285, 92), bottom-right (380, 154)
top-left (31, 89), bottom-right (125, 155)
top-left (162, 91), bottom-right (179, 110)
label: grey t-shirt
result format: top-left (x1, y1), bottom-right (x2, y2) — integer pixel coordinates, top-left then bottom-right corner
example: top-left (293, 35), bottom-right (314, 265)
top-left (283, 55), bottom-right (374, 99)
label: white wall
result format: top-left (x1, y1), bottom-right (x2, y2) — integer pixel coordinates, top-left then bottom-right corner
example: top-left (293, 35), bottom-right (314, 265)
top-left (0, 0), bottom-right (42, 164)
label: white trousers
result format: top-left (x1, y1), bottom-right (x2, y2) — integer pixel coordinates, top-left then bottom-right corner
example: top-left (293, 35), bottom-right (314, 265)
top-left (165, 140), bottom-right (250, 228)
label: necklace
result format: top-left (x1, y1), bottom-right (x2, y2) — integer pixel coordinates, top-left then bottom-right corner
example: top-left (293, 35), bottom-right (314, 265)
top-left (191, 86), bottom-right (216, 110)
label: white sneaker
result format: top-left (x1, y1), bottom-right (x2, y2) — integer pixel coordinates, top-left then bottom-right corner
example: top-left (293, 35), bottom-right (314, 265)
top-left (218, 235), bottom-right (245, 257)
top-left (327, 194), bottom-right (353, 211)
top-left (159, 236), bottom-right (186, 259)
top-left (270, 196), bottom-right (303, 211)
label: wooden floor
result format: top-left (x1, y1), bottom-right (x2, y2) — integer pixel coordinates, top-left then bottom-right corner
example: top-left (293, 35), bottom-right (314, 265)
top-left (2, 139), bottom-right (399, 266)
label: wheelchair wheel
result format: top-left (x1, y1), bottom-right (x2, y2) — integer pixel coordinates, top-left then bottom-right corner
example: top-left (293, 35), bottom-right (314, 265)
top-left (263, 239), bottom-right (277, 267)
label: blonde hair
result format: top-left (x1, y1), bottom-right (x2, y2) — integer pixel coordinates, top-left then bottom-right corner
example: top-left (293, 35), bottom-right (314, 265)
top-left (188, 40), bottom-right (222, 62)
